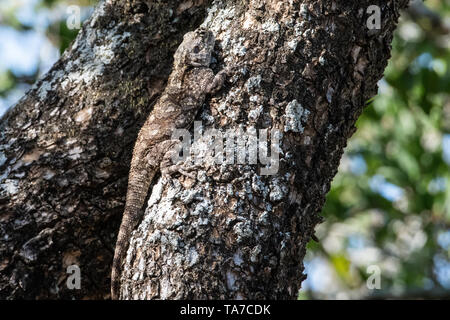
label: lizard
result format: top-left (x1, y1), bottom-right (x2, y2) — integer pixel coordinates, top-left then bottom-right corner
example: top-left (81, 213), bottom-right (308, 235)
top-left (111, 28), bottom-right (227, 300)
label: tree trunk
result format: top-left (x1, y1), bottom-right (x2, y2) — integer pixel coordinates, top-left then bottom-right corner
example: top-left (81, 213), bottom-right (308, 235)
top-left (0, 0), bottom-right (408, 299)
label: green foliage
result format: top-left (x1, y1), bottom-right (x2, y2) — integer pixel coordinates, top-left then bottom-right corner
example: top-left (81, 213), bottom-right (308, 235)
top-left (306, 0), bottom-right (450, 299)
top-left (0, 0), bottom-right (448, 299)
top-left (0, 0), bottom-right (96, 115)
top-left (0, 71), bottom-right (15, 97)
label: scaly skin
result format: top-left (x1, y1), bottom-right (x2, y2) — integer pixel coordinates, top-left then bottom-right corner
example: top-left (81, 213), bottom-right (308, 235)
top-left (111, 29), bottom-right (227, 299)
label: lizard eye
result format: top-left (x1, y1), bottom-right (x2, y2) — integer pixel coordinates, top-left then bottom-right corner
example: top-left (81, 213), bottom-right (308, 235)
top-left (193, 46), bottom-right (200, 54)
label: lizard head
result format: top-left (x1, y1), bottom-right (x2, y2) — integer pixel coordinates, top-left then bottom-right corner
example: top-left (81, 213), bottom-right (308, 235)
top-left (176, 29), bottom-right (216, 68)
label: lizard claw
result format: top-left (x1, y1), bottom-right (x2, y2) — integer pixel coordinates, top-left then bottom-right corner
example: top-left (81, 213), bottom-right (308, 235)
top-left (161, 164), bottom-right (197, 181)
top-left (178, 168), bottom-right (197, 180)
top-left (207, 69), bottom-right (228, 94)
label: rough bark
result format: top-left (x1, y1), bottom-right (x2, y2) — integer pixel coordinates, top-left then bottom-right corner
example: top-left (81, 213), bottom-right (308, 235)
top-left (0, 0), bottom-right (408, 300)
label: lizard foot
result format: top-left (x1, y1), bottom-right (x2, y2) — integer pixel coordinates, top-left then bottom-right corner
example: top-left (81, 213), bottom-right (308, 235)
top-left (161, 163), bottom-right (197, 181)
top-left (160, 139), bottom-right (198, 182)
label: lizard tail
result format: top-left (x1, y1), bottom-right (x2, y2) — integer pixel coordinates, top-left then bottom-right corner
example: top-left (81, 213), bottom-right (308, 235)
top-left (111, 170), bottom-right (156, 300)
top-left (111, 214), bottom-right (133, 300)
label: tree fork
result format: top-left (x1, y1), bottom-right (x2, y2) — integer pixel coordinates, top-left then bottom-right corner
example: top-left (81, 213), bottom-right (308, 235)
top-left (0, 0), bottom-right (409, 299)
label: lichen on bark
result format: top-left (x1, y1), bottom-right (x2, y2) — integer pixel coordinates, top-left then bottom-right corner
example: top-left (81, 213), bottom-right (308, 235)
top-left (120, 0), bottom-right (409, 299)
top-left (0, 0), bottom-right (211, 299)
top-left (0, 0), bottom-right (408, 299)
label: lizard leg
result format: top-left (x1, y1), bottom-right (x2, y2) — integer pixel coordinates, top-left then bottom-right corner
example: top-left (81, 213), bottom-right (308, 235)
top-left (162, 164), bottom-right (197, 180)
top-left (206, 69), bottom-right (228, 94)
top-left (160, 139), bottom-right (197, 181)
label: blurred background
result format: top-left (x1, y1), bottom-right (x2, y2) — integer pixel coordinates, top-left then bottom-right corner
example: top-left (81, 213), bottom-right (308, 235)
top-left (0, 0), bottom-right (449, 299)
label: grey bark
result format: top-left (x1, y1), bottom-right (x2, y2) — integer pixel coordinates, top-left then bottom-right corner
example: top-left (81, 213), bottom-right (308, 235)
top-left (0, 0), bottom-right (408, 299)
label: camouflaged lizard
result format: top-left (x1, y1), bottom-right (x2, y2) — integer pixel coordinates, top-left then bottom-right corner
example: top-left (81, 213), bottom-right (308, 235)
top-left (111, 28), bottom-right (227, 299)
